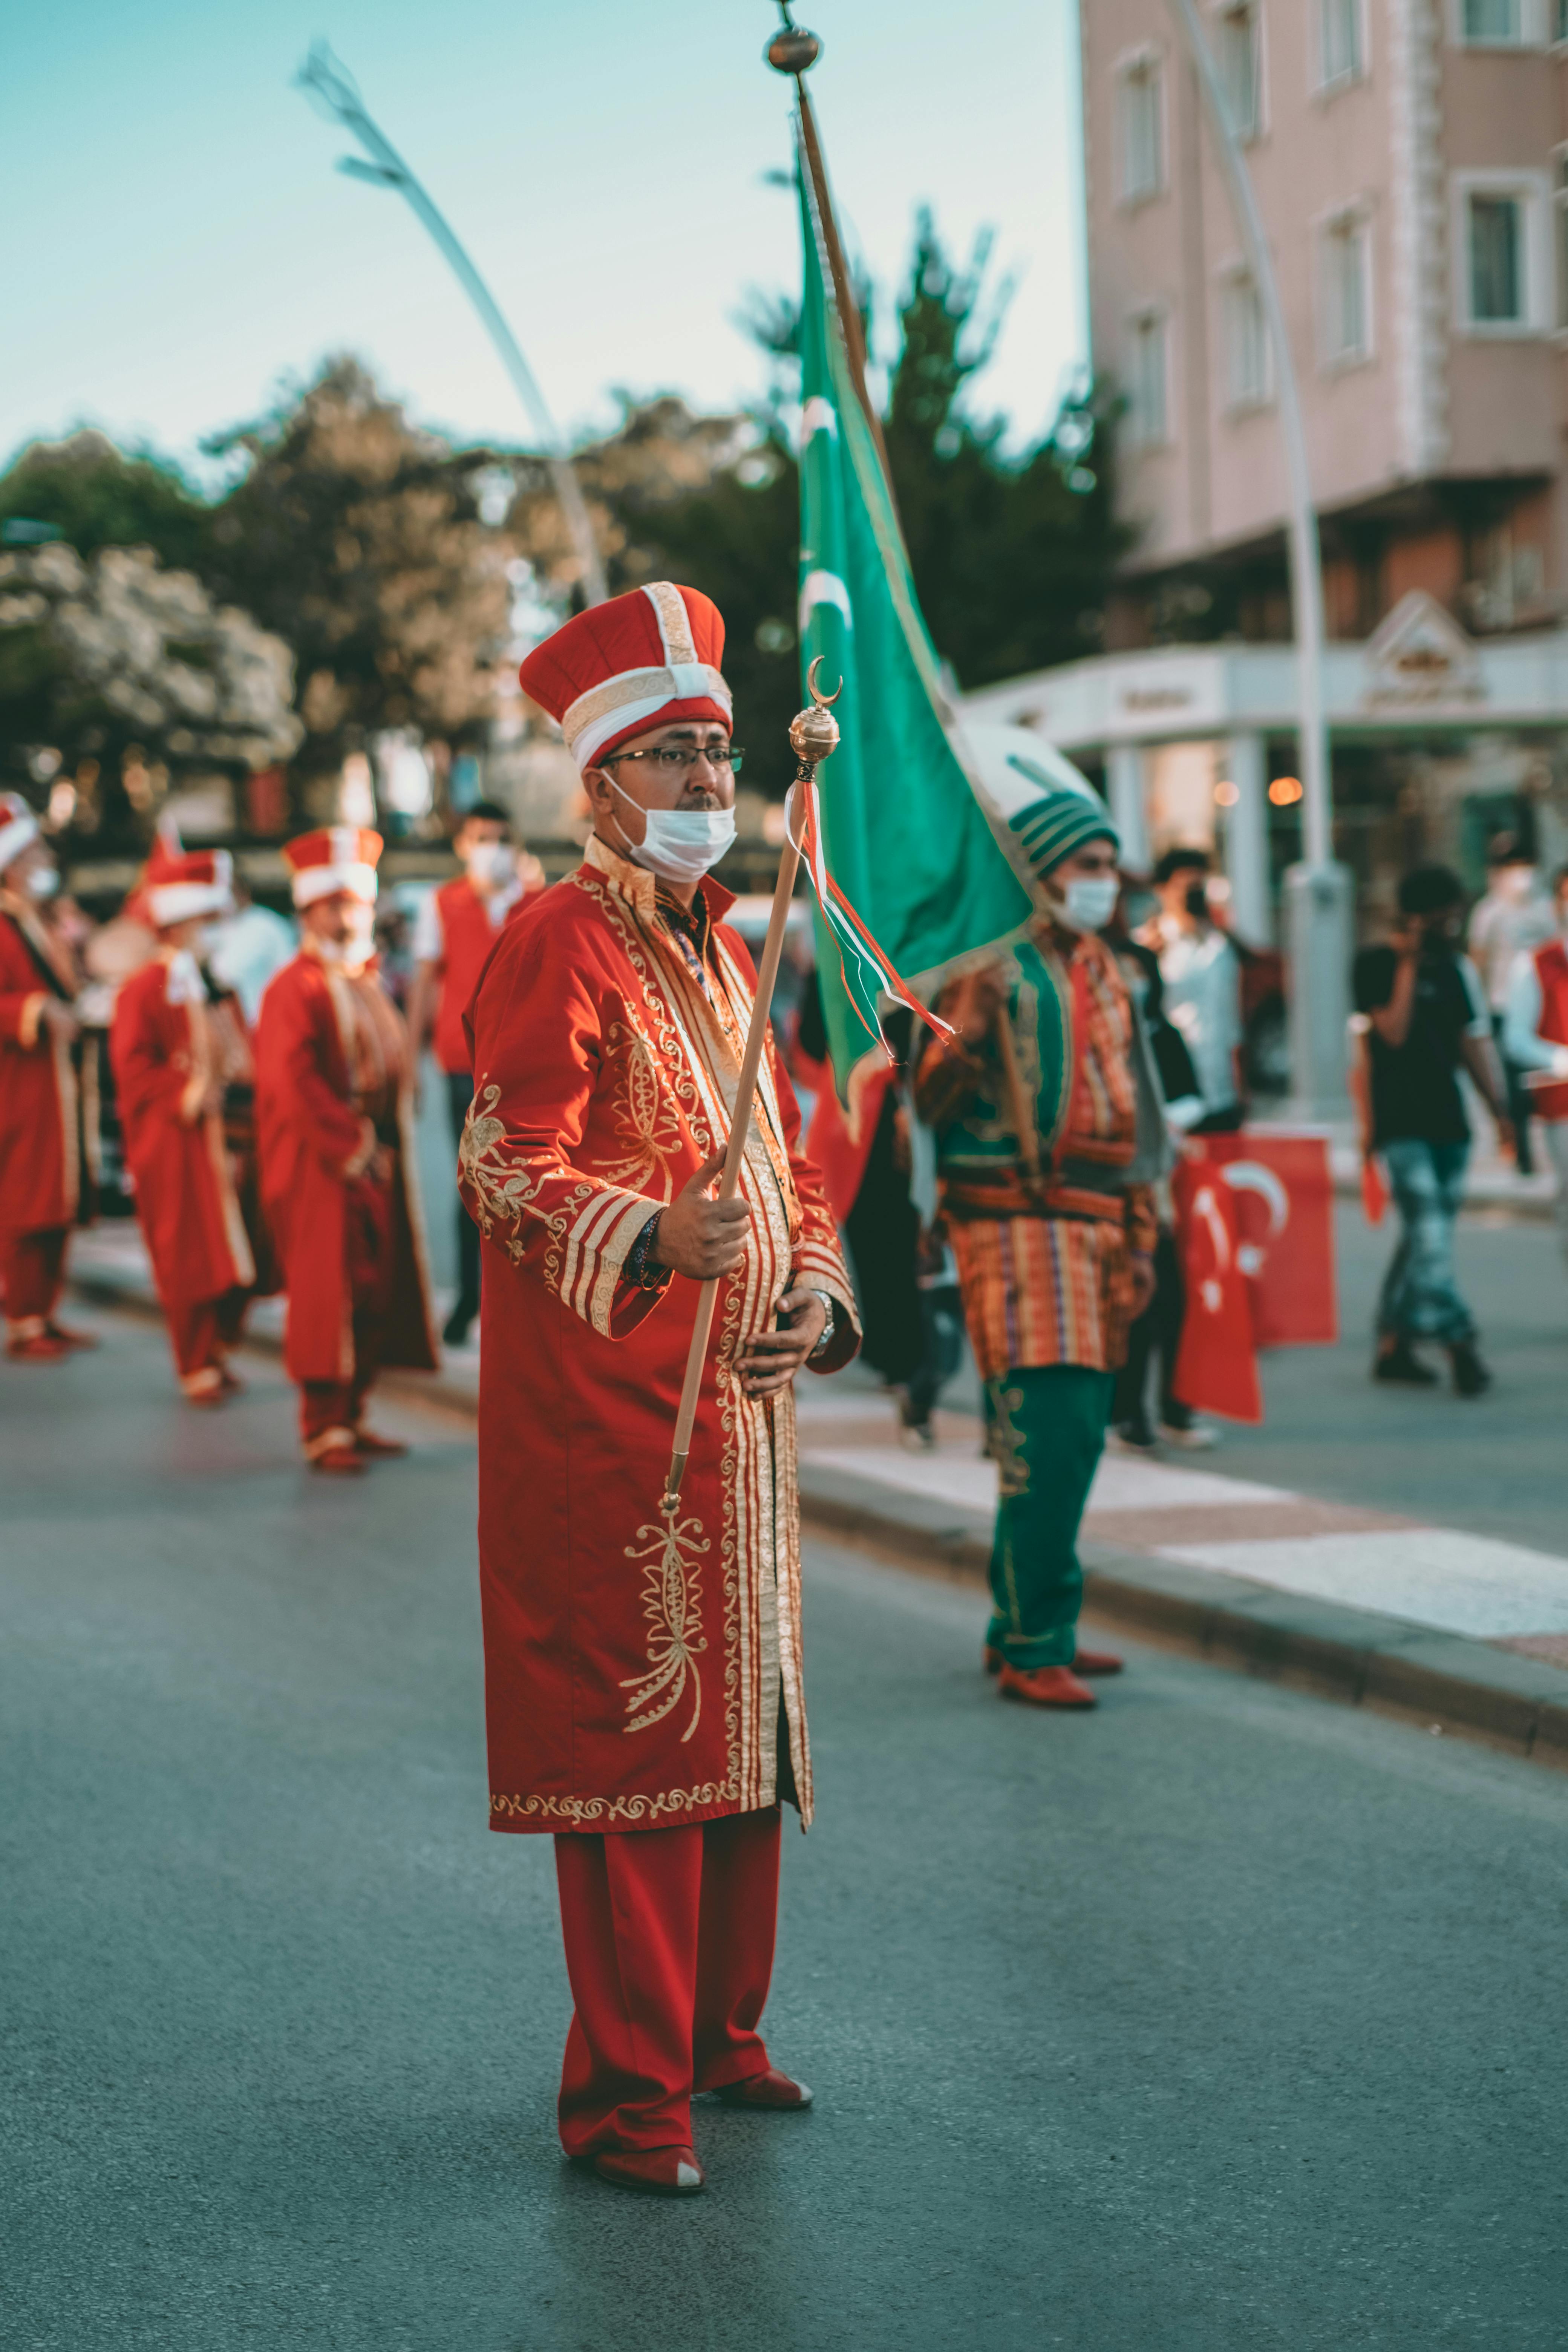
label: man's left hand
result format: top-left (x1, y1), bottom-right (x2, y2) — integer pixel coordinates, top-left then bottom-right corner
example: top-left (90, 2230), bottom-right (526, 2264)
top-left (1130, 1251), bottom-right (1156, 1318)
top-left (735, 1288), bottom-right (827, 1397)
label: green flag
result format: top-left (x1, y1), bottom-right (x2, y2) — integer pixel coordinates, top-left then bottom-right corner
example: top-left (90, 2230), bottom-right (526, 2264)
top-left (795, 168), bottom-right (1033, 1087)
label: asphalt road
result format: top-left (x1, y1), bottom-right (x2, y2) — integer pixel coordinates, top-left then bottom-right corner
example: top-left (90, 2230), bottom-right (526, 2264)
top-left (4, 1310), bottom-right (1568, 2350)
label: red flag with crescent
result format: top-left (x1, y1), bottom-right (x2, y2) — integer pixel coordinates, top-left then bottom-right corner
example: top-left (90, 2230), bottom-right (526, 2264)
top-left (1170, 1159), bottom-right (1263, 1423)
top-left (1185, 1133), bottom-right (1338, 1347)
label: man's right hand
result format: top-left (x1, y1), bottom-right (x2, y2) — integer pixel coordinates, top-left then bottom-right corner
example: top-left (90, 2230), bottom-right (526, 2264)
top-left (649, 1152), bottom-right (751, 1280)
top-left (947, 965), bottom-right (1005, 1046)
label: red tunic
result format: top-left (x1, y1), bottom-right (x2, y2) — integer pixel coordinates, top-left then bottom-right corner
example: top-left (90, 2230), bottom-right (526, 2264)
top-left (429, 876), bottom-right (538, 1074)
top-left (0, 892), bottom-right (95, 1238)
top-left (254, 949), bottom-right (438, 1384)
top-left (110, 956), bottom-right (256, 1308)
top-left (1531, 939), bottom-right (1568, 1122)
top-left (460, 837), bottom-right (859, 1838)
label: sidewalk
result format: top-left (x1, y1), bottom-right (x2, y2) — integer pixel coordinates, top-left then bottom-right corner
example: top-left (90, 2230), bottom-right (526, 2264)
top-left (70, 1222), bottom-right (1568, 1767)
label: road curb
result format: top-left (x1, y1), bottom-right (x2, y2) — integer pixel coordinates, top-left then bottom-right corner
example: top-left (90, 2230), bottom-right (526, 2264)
top-left (73, 1265), bottom-right (1568, 1770)
top-left (795, 1460), bottom-right (1568, 1772)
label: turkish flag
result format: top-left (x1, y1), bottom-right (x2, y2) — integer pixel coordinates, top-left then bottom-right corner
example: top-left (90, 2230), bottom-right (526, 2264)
top-left (1186, 1132), bottom-right (1338, 1347)
top-left (1170, 1160), bottom-right (1263, 1423)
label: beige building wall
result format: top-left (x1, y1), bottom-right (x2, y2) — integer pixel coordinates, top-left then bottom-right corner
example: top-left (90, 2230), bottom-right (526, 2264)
top-left (1083, 0), bottom-right (1568, 600)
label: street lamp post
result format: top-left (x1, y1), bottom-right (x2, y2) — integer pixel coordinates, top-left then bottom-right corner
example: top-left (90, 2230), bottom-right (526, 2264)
top-left (1163, 0), bottom-right (1352, 1121)
top-left (296, 44), bottom-right (608, 609)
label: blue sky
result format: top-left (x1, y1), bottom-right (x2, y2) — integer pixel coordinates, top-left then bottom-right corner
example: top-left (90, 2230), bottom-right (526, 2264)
top-left (5, 0), bottom-right (1085, 481)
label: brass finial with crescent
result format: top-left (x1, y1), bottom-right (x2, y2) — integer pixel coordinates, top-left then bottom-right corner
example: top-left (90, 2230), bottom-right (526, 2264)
top-left (789, 655), bottom-right (842, 769)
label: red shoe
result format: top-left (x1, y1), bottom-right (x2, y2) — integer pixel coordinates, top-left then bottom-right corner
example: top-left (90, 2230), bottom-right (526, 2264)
top-left (1073, 1648), bottom-right (1124, 1676)
top-left (46, 1320), bottom-right (100, 1351)
top-left (310, 1445), bottom-right (366, 1477)
top-left (352, 1427), bottom-right (409, 1459)
top-left (998, 1663), bottom-right (1097, 1709)
top-left (6, 1330), bottom-right (72, 1363)
top-left (591, 2145), bottom-right (705, 2196)
top-left (713, 2068), bottom-right (813, 2110)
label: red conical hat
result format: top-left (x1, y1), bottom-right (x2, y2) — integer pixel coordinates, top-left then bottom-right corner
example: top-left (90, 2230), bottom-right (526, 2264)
top-left (519, 582), bottom-right (730, 772)
top-left (144, 839), bottom-right (235, 928)
top-left (0, 791), bottom-right (40, 874)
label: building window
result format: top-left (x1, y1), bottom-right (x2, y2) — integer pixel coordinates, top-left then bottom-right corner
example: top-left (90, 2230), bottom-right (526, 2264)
top-left (1321, 211), bottom-right (1372, 361)
top-left (1556, 0), bottom-right (1568, 43)
top-left (1216, 3), bottom-right (1262, 141)
top-left (1117, 53), bottom-right (1165, 204)
top-left (1319, 0), bottom-right (1364, 83)
top-left (1223, 274), bottom-right (1271, 406)
top-left (1128, 310), bottom-right (1171, 445)
top-left (1471, 193), bottom-right (1522, 319)
top-left (1458, 0), bottom-right (1523, 41)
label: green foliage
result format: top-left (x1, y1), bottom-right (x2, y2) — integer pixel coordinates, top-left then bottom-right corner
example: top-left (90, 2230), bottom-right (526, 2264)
top-left (0, 432), bottom-right (211, 572)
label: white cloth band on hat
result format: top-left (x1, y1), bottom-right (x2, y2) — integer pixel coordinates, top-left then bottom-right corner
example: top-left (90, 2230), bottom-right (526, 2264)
top-left (293, 863), bottom-right (379, 908)
top-left (149, 880), bottom-right (234, 926)
top-left (0, 812), bottom-right (40, 871)
top-left (562, 665), bottom-right (732, 772)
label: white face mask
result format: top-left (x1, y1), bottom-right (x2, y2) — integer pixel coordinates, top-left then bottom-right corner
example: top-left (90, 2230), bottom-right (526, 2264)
top-left (463, 841), bottom-right (515, 889)
top-left (26, 865), bottom-right (60, 900)
top-left (609, 780), bottom-right (735, 887)
top-left (1057, 875), bottom-right (1120, 933)
top-left (317, 908), bottom-right (376, 967)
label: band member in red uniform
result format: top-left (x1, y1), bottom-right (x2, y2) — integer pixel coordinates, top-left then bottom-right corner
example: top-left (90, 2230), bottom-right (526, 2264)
top-left (462, 584), bottom-right (859, 2198)
top-left (254, 828), bottom-right (438, 1473)
top-left (0, 793), bottom-right (100, 1362)
top-left (408, 801), bottom-right (542, 1346)
top-left (110, 843), bottom-right (265, 1404)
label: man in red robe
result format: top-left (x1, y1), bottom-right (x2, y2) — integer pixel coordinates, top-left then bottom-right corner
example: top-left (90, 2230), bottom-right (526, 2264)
top-left (407, 799), bottom-right (543, 1346)
top-left (0, 793), bottom-right (100, 1361)
top-left (254, 827), bottom-right (438, 1473)
top-left (462, 583), bottom-right (860, 2199)
top-left (110, 843), bottom-right (266, 1403)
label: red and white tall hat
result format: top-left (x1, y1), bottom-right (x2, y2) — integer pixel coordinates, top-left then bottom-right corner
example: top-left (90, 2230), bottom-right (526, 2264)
top-left (0, 791), bottom-right (41, 874)
top-left (282, 826), bottom-right (383, 908)
top-left (144, 840), bottom-right (236, 928)
top-left (519, 582), bottom-right (730, 772)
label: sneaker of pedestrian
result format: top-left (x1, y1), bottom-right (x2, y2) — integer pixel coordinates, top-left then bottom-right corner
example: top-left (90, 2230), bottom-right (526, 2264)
top-left (1372, 1339), bottom-right (1439, 1386)
top-left (1158, 1409), bottom-right (1220, 1451)
top-left (896, 1393), bottom-right (936, 1452)
top-left (1106, 1415), bottom-right (1158, 1456)
top-left (442, 1299), bottom-right (477, 1349)
top-left (1448, 1340), bottom-right (1491, 1398)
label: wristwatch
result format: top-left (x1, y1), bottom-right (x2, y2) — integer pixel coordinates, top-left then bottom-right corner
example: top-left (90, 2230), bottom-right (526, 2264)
top-left (806, 1287), bottom-right (837, 1360)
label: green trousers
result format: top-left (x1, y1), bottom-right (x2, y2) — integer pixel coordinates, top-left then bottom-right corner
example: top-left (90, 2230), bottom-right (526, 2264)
top-left (983, 1364), bottom-right (1115, 1670)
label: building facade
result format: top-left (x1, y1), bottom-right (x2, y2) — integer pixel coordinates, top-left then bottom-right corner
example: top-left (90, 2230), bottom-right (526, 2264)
top-left (970, 0), bottom-right (1568, 939)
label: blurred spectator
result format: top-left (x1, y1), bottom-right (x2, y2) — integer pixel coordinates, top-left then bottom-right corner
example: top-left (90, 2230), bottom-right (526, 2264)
top-left (1353, 864), bottom-right (1510, 1397)
top-left (1468, 833), bottom-right (1556, 1174)
top-left (207, 877), bottom-right (296, 1023)
top-left (1105, 903), bottom-right (1215, 1453)
top-left (1138, 847), bottom-right (1244, 1132)
top-left (407, 802), bottom-right (543, 1347)
top-left (1502, 862), bottom-right (1568, 1266)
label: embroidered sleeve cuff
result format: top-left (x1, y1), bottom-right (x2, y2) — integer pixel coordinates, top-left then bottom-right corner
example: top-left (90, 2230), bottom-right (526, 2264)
top-left (568, 1189), bottom-right (674, 1338)
top-left (17, 992), bottom-right (47, 1051)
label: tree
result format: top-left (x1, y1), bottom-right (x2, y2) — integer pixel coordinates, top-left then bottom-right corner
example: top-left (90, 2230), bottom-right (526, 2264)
top-left (0, 432), bottom-right (213, 573)
top-left (201, 358), bottom-right (514, 778)
top-left (0, 541), bottom-right (301, 838)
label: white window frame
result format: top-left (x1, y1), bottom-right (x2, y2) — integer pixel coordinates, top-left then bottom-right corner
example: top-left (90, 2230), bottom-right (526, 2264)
top-left (1452, 170), bottom-right (1551, 335)
top-left (1553, 144), bottom-right (1568, 330)
top-left (1211, 0), bottom-right (1266, 144)
top-left (1125, 305), bottom-right (1173, 448)
top-left (1315, 0), bottom-right (1367, 90)
top-left (1219, 263), bottom-right (1274, 411)
top-left (1450, 0), bottom-right (1548, 47)
top-left (1115, 44), bottom-right (1168, 208)
top-left (1554, 0), bottom-right (1568, 46)
top-left (1318, 202), bottom-right (1375, 368)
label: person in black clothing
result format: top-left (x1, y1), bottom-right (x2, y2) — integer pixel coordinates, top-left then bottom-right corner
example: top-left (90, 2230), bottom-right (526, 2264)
top-left (1352, 864), bottom-right (1511, 1396)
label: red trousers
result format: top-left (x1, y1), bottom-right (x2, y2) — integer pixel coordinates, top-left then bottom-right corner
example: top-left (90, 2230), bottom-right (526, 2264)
top-left (2, 1225), bottom-right (69, 1335)
top-left (299, 1176), bottom-right (394, 1452)
top-left (166, 1287), bottom-right (248, 1394)
top-left (553, 1806), bottom-right (782, 2156)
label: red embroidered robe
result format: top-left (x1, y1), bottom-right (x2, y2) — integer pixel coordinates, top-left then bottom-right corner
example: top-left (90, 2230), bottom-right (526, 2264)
top-left (460, 837), bottom-right (859, 1836)
top-left (0, 892), bottom-right (96, 1238)
top-left (254, 950), bottom-right (438, 1384)
top-left (110, 956), bottom-right (257, 1307)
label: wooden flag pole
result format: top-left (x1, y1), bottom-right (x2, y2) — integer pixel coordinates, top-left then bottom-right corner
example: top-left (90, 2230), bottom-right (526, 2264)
top-left (660, 664), bottom-right (842, 1514)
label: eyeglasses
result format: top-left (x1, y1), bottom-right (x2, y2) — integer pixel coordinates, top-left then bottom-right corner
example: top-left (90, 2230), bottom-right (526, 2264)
top-left (601, 744), bottom-right (744, 778)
